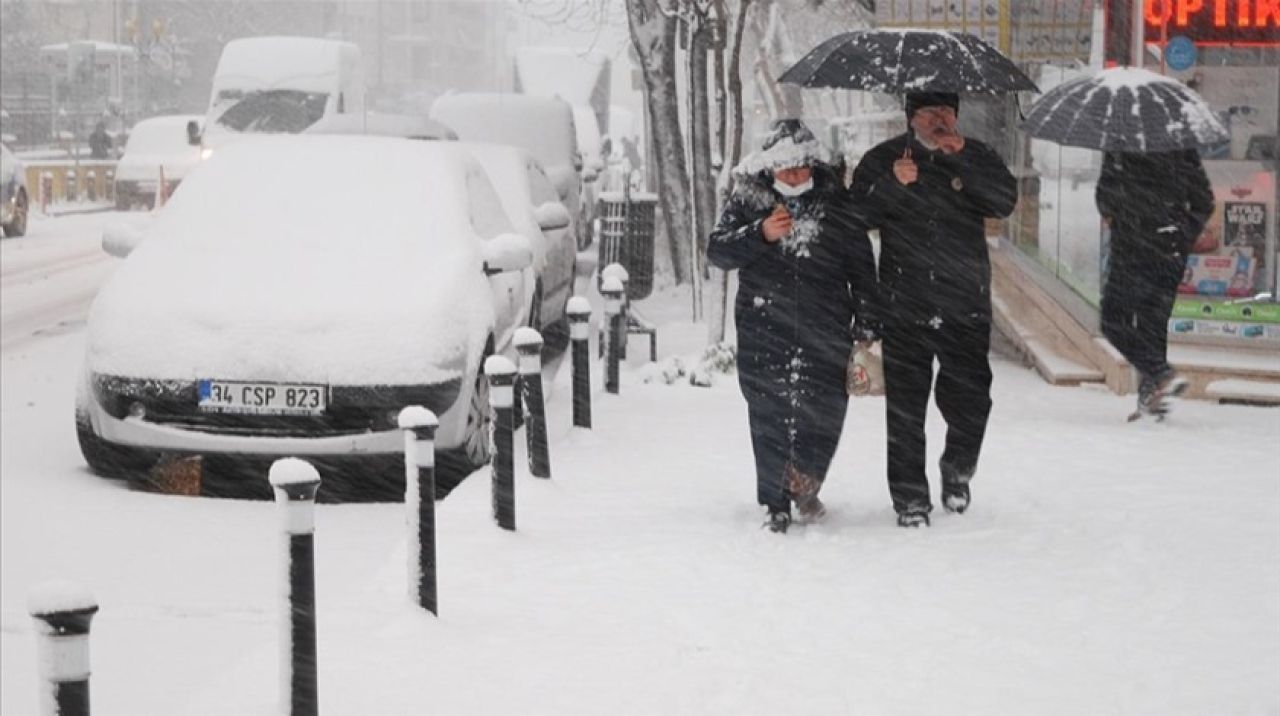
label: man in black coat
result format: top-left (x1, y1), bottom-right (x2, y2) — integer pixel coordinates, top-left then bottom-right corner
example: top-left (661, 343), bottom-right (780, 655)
top-left (708, 119), bottom-right (879, 534)
top-left (1096, 149), bottom-right (1213, 417)
top-left (849, 92), bottom-right (1017, 528)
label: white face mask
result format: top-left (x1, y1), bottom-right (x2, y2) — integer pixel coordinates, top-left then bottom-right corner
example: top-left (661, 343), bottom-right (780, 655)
top-left (773, 178), bottom-right (813, 197)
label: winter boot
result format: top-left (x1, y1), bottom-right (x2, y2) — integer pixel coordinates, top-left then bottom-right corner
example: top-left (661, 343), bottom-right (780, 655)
top-left (766, 509), bottom-right (792, 534)
top-left (1128, 373), bottom-right (1169, 421)
top-left (941, 462), bottom-right (972, 514)
top-left (897, 510), bottom-right (930, 528)
top-left (786, 464), bottom-right (827, 521)
top-left (1156, 369), bottom-right (1190, 399)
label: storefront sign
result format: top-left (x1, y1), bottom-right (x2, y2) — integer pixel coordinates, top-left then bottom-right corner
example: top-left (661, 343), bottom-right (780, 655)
top-left (1165, 35), bottom-right (1198, 69)
top-left (1145, 0), bottom-right (1280, 44)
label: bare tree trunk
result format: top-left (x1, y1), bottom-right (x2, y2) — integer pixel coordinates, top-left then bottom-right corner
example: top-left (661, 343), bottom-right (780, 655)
top-left (626, 0), bottom-right (692, 286)
top-left (726, 0), bottom-right (752, 175)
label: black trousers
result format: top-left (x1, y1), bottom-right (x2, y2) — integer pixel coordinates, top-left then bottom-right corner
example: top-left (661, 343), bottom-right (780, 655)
top-left (1100, 255), bottom-right (1184, 379)
top-left (882, 318), bottom-right (993, 514)
top-left (741, 375), bottom-right (848, 515)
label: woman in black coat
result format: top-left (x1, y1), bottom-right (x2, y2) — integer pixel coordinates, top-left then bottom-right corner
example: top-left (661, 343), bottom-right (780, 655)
top-left (707, 119), bottom-right (878, 533)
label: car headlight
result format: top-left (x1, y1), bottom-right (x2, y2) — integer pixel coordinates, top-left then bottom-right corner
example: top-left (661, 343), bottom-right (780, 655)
top-left (200, 147), bottom-right (214, 160)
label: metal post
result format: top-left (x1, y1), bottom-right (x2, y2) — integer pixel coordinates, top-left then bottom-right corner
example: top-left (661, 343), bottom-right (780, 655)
top-left (27, 582), bottom-right (98, 716)
top-left (602, 263), bottom-right (630, 360)
top-left (268, 458), bottom-right (321, 716)
top-left (398, 407), bottom-right (439, 615)
top-left (514, 328), bottom-right (551, 479)
top-left (485, 356), bottom-right (517, 531)
top-left (602, 276), bottom-right (625, 395)
top-left (567, 296), bottom-right (592, 429)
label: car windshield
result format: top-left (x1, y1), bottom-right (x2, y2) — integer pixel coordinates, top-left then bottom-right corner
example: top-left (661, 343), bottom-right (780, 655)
top-left (214, 90), bottom-right (328, 133)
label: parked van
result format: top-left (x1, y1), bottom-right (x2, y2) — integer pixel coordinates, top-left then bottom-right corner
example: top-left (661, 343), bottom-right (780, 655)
top-left (114, 114), bottom-right (204, 210)
top-left (199, 37), bottom-right (365, 159)
top-left (430, 93), bottom-right (591, 249)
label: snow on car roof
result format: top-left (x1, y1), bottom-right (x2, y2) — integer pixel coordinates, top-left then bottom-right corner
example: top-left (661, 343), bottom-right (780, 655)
top-left (88, 135), bottom-right (495, 385)
top-left (306, 112), bottom-right (457, 140)
top-left (153, 135), bottom-right (471, 249)
top-left (123, 115), bottom-right (203, 156)
top-left (429, 93), bottom-right (577, 171)
top-left (212, 36), bottom-right (356, 90)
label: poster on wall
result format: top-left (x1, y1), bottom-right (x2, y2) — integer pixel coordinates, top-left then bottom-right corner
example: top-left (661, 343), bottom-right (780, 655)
top-left (1178, 247), bottom-right (1256, 297)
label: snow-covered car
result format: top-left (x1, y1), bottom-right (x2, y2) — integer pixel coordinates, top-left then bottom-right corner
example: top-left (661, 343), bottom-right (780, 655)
top-left (459, 141), bottom-right (576, 346)
top-left (114, 115), bottom-right (204, 210)
top-left (429, 93), bottom-right (592, 249)
top-left (305, 112), bottom-right (457, 140)
top-left (1, 143), bottom-right (30, 237)
top-left (77, 136), bottom-right (533, 498)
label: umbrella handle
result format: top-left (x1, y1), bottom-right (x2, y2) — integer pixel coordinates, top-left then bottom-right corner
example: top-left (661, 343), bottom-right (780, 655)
top-left (903, 128), bottom-right (913, 159)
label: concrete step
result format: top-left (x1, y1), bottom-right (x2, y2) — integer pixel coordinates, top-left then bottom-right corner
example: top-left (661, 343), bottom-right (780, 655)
top-left (991, 267), bottom-right (1105, 386)
top-left (1203, 378), bottom-right (1280, 406)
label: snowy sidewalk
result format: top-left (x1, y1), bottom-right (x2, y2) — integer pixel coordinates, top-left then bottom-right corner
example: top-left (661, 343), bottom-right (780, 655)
top-left (2, 287), bottom-right (1278, 714)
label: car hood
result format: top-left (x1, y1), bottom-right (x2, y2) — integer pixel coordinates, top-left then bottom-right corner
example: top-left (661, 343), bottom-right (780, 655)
top-left (87, 239), bottom-right (493, 387)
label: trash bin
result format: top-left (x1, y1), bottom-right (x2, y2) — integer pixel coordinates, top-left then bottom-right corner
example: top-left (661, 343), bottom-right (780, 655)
top-left (596, 190), bottom-right (657, 301)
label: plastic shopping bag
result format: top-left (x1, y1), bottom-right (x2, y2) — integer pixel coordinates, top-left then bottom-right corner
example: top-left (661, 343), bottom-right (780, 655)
top-left (846, 342), bottom-right (884, 397)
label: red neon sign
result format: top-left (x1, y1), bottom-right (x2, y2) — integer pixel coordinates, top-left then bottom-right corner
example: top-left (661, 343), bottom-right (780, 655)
top-left (1145, 0), bottom-right (1280, 42)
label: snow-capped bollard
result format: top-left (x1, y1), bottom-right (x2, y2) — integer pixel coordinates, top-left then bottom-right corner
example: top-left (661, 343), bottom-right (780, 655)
top-left (268, 458), bottom-right (321, 716)
top-left (398, 407), bottom-right (439, 615)
top-left (485, 356), bottom-right (517, 531)
top-left (602, 275), bottom-right (625, 395)
top-left (27, 582), bottom-right (98, 716)
top-left (514, 328), bottom-right (551, 479)
top-left (567, 296), bottom-right (592, 429)
top-left (602, 263), bottom-right (630, 359)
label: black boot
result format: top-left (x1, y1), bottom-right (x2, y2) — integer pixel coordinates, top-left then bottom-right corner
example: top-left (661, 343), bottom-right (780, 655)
top-left (766, 509), bottom-right (791, 534)
top-left (941, 462), bottom-right (973, 514)
top-left (897, 511), bottom-right (930, 528)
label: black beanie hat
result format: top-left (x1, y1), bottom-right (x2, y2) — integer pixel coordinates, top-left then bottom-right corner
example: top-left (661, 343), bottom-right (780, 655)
top-left (904, 92), bottom-right (960, 119)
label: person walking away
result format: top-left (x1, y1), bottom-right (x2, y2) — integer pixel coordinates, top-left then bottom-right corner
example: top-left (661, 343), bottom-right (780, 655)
top-left (708, 119), bottom-right (879, 534)
top-left (1096, 149), bottom-right (1213, 418)
top-left (89, 122), bottom-right (113, 160)
top-left (848, 92), bottom-right (1017, 528)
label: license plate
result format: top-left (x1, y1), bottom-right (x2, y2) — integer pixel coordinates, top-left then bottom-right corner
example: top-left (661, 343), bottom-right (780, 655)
top-left (198, 380), bottom-right (327, 415)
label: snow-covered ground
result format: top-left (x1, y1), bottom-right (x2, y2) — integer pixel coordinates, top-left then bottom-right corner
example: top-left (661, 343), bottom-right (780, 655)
top-left (2, 214), bottom-right (1279, 715)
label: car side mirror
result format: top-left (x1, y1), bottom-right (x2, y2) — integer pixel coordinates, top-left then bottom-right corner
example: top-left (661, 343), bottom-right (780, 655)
top-left (534, 202), bottom-right (572, 232)
top-left (102, 222), bottom-right (145, 258)
top-left (481, 232), bottom-right (533, 275)
top-left (186, 120), bottom-right (201, 146)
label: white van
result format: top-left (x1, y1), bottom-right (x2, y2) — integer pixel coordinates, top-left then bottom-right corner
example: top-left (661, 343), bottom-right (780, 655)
top-left (199, 37), bottom-right (365, 159)
top-left (430, 93), bottom-right (591, 249)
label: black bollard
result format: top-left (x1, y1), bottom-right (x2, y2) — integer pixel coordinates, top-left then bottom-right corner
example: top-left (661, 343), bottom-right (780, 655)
top-left (27, 582), bottom-right (98, 716)
top-left (268, 458), bottom-right (321, 716)
top-left (566, 296), bottom-right (592, 429)
top-left (398, 406), bottom-right (439, 615)
top-left (601, 263), bottom-right (630, 360)
top-left (601, 276), bottom-right (625, 395)
top-left (514, 327), bottom-right (551, 478)
top-left (485, 356), bottom-right (517, 531)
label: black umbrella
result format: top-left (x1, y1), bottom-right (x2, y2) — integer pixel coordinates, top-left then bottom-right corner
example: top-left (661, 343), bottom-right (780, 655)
top-left (778, 30), bottom-right (1037, 94)
top-left (1021, 67), bottom-right (1227, 153)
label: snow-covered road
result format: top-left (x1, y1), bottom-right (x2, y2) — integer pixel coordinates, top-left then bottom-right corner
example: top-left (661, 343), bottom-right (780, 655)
top-left (0, 212), bottom-right (122, 351)
top-left (1, 215), bottom-right (1278, 715)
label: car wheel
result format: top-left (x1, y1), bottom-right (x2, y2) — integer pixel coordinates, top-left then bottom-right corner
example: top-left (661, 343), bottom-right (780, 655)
top-left (2, 189), bottom-right (27, 238)
top-left (436, 347), bottom-right (495, 494)
top-left (75, 408), bottom-right (160, 479)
